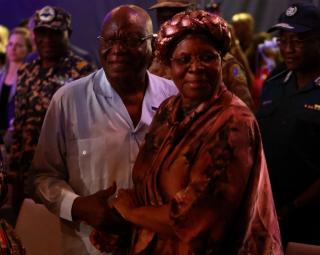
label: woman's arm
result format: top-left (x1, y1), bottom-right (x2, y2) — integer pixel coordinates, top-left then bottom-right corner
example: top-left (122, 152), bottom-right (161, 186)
top-left (112, 189), bottom-right (175, 237)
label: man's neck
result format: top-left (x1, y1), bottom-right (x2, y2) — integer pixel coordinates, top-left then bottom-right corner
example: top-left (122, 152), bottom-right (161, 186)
top-left (41, 50), bottom-right (69, 69)
top-left (111, 72), bottom-right (148, 97)
top-left (112, 72), bottom-right (148, 127)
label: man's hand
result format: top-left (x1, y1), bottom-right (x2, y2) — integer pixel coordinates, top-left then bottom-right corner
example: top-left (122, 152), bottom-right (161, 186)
top-left (71, 183), bottom-right (117, 229)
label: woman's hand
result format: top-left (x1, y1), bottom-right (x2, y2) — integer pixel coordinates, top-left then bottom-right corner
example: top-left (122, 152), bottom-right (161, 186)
top-left (111, 189), bottom-right (136, 221)
top-left (90, 229), bottom-right (120, 253)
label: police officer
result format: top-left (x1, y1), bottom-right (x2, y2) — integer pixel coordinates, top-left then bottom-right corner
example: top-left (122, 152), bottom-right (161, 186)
top-left (256, 2), bottom-right (320, 247)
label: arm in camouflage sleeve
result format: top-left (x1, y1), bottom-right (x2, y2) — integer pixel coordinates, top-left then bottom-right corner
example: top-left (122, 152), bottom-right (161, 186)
top-left (9, 65), bottom-right (29, 172)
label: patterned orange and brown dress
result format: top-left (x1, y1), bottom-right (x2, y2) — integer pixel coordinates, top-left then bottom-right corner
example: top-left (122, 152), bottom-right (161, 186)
top-left (130, 84), bottom-right (283, 254)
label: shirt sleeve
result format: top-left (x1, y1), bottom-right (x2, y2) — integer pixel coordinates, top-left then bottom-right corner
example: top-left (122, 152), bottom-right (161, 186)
top-left (9, 70), bottom-right (28, 171)
top-left (222, 57), bottom-right (254, 110)
top-left (27, 91), bottom-right (78, 221)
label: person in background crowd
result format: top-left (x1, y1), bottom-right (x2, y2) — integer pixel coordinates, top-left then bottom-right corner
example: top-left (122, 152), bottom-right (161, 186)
top-left (28, 5), bottom-right (177, 254)
top-left (0, 28), bottom-right (33, 148)
top-left (149, 0), bottom-right (195, 31)
top-left (204, 0), bottom-right (223, 15)
top-left (149, 0), bottom-right (254, 110)
top-left (107, 10), bottom-right (282, 255)
top-left (9, 6), bottom-right (95, 209)
top-left (24, 16), bottom-right (97, 66)
top-left (248, 33), bottom-right (282, 108)
top-left (231, 12), bottom-right (255, 55)
top-left (0, 25), bottom-right (9, 71)
top-left (257, 2), bottom-right (320, 248)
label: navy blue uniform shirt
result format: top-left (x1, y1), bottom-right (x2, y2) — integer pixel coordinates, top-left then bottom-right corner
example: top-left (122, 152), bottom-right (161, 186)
top-left (256, 70), bottom-right (320, 244)
top-left (257, 70), bottom-right (320, 205)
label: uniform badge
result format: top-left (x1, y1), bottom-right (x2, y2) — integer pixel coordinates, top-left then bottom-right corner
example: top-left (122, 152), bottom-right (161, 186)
top-left (39, 6), bottom-right (55, 22)
top-left (232, 66), bottom-right (239, 77)
top-left (286, 6), bottom-right (297, 16)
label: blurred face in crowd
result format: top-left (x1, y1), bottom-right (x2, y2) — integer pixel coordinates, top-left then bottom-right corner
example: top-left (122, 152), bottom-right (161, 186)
top-left (6, 32), bottom-right (30, 63)
top-left (277, 31), bottom-right (320, 71)
top-left (231, 15), bottom-right (254, 51)
top-left (170, 33), bottom-right (222, 109)
top-left (34, 27), bottom-right (69, 65)
top-left (99, 6), bottom-right (153, 86)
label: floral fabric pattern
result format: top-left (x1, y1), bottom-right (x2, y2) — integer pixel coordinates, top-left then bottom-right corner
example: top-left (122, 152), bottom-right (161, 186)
top-left (131, 85), bottom-right (282, 254)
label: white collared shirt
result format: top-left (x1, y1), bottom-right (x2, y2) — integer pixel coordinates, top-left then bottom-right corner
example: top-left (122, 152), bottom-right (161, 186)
top-left (31, 68), bottom-right (178, 254)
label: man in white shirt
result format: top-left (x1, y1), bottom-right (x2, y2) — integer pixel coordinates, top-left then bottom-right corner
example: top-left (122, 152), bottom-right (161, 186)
top-left (28, 5), bottom-right (177, 255)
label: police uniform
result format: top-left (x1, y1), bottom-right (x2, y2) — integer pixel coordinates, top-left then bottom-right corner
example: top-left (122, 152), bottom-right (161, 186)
top-left (257, 70), bottom-right (320, 245)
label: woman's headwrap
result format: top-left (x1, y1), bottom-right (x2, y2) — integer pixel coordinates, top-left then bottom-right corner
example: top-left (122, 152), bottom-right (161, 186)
top-left (155, 10), bottom-right (231, 64)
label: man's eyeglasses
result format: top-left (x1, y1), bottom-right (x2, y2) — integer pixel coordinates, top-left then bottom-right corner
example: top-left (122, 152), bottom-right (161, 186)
top-left (97, 34), bottom-right (155, 49)
top-left (276, 36), bottom-right (318, 49)
top-left (171, 53), bottom-right (220, 67)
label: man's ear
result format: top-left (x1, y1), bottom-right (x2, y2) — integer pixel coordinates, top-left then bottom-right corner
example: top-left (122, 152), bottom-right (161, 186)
top-left (151, 33), bottom-right (157, 53)
top-left (148, 34), bottom-right (157, 68)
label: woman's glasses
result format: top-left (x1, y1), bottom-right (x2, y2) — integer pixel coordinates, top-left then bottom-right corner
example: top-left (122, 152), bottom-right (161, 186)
top-left (171, 52), bottom-right (220, 67)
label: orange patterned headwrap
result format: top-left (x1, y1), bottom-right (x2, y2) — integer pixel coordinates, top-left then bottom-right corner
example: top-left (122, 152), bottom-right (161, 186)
top-left (155, 10), bottom-right (231, 64)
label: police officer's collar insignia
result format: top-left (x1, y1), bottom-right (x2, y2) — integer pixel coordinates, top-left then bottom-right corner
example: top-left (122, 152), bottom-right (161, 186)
top-left (314, 76), bottom-right (320, 87)
top-left (286, 6), bottom-right (297, 16)
top-left (262, 100), bottom-right (272, 106)
top-left (39, 6), bottom-right (55, 22)
top-left (283, 71), bottom-right (292, 83)
top-left (304, 104), bottom-right (320, 111)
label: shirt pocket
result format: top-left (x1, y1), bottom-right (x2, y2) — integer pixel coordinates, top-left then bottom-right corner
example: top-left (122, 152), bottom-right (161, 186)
top-left (256, 99), bottom-right (279, 119)
top-left (67, 137), bottom-right (107, 189)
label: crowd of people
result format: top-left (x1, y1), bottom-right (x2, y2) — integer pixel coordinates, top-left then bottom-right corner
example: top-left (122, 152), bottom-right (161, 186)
top-left (0, 0), bottom-right (319, 254)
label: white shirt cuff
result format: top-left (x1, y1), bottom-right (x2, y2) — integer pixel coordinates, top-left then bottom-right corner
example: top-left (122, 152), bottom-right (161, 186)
top-left (59, 190), bottom-right (79, 221)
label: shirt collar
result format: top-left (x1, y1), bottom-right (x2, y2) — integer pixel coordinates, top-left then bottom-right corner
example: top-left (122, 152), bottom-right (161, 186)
top-left (283, 71), bottom-right (320, 89)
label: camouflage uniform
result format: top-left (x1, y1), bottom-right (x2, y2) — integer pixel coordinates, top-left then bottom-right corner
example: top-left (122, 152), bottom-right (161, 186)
top-left (222, 53), bottom-right (254, 110)
top-left (10, 52), bottom-right (95, 176)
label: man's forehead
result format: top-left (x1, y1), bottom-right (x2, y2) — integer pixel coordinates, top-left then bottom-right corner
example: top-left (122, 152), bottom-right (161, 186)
top-left (102, 9), bottom-right (147, 33)
top-left (102, 21), bottom-right (146, 36)
top-left (279, 31), bottom-right (301, 38)
top-left (106, 6), bottom-right (146, 25)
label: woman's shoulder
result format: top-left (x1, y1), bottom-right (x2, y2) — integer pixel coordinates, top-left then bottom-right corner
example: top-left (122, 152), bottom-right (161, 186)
top-left (221, 94), bottom-right (257, 126)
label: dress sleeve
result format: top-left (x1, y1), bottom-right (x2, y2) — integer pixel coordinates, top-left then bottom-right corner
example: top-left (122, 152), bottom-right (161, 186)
top-left (170, 112), bottom-right (257, 243)
top-left (27, 92), bottom-right (78, 221)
